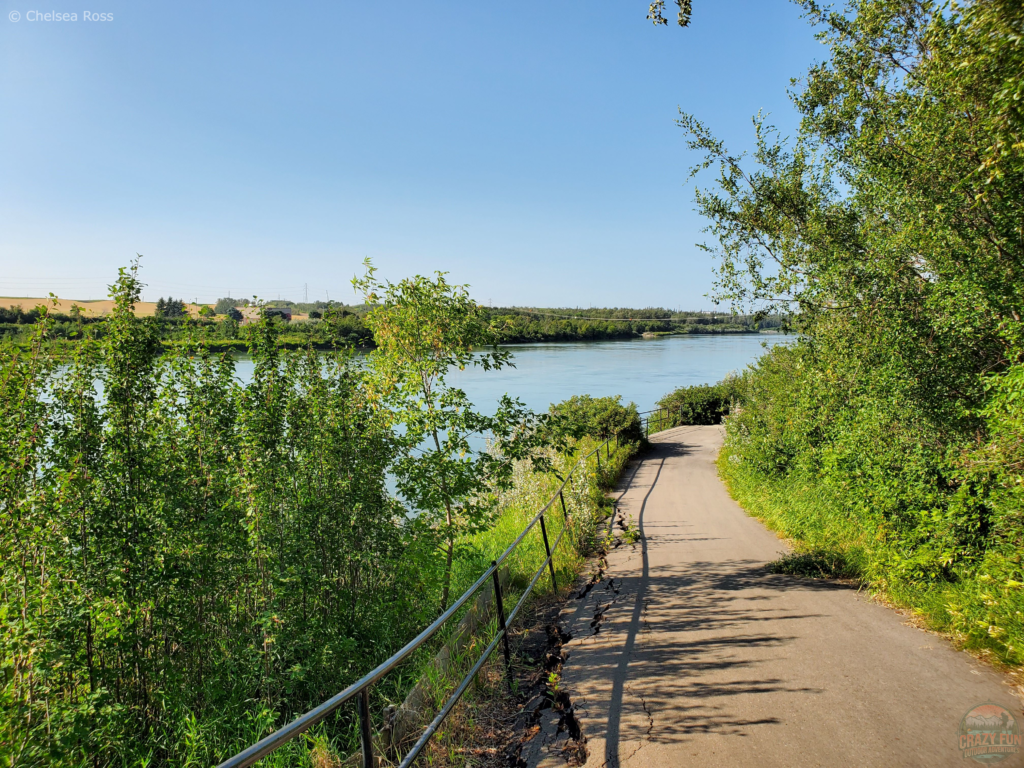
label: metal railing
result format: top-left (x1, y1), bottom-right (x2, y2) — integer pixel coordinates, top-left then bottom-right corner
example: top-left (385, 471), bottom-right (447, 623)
top-left (216, 427), bottom-right (645, 768)
top-left (639, 405), bottom-right (682, 438)
top-left (217, 406), bottom-right (685, 768)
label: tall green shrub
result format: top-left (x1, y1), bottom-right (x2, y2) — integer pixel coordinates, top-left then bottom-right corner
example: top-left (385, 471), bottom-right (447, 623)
top-left (548, 394), bottom-right (643, 444)
top-left (0, 264), bottom-right (425, 766)
top-left (656, 383), bottom-right (731, 425)
top-left (684, 0), bottom-right (1024, 663)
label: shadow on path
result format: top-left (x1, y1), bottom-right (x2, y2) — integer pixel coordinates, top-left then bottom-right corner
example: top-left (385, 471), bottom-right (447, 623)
top-left (591, 441), bottom-right (846, 765)
top-left (604, 456), bottom-right (662, 767)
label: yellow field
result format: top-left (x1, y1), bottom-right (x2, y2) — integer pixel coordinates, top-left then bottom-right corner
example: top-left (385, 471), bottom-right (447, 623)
top-left (0, 297), bottom-right (309, 321)
top-left (0, 297), bottom-right (213, 317)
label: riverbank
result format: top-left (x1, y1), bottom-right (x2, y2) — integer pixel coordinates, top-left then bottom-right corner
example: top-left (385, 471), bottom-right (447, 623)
top-left (7, 326), bottom-right (781, 355)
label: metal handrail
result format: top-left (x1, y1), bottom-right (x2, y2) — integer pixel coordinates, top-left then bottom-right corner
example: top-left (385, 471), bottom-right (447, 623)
top-left (217, 429), bottom-right (632, 768)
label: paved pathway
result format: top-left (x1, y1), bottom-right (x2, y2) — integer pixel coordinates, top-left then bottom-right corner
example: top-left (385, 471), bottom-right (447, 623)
top-left (544, 426), bottom-right (1023, 768)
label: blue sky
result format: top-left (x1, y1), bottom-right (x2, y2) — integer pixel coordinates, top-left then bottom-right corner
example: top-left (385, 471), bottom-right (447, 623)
top-left (0, 1), bottom-right (823, 308)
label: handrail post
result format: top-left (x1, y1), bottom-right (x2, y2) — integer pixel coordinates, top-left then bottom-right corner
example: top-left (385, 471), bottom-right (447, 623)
top-left (539, 514), bottom-right (558, 592)
top-left (559, 489), bottom-right (567, 519)
top-left (359, 687), bottom-right (373, 768)
top-left (596, 446), bottom-right (601, 470)
top-left (491, 561), bottom-right (513, 688)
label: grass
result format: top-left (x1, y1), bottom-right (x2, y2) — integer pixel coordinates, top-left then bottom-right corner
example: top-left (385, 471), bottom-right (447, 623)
top-left (718, 447), bottom-right (1024, 671)
top-left (766, 551), bottom-right (860, 580)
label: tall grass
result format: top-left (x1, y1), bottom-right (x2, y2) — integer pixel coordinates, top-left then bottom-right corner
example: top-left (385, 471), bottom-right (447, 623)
top-left (719, 446), bottom-right (1024, 668)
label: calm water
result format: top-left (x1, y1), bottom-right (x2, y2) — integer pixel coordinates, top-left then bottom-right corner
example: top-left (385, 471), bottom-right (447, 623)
top-left (449, 334), bottom-right (789, 414)
top-left (234, 333), bottom-right (790, 414)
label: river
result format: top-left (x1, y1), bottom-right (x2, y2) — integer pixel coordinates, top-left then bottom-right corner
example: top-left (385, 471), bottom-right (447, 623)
top-left (234, 333), bottom-right (791, 414)
top-left (449, 334), bottom-right (790, 413)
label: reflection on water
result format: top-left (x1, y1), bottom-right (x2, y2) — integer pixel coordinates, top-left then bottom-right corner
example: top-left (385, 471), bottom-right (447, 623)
top-left (233, 334), bottom-right (791, 414)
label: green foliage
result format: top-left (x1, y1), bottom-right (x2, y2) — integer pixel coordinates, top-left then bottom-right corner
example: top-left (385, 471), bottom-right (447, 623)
top-left (548, 394), bottom-right (643, 444)
top-left (154, 296), bottom-right (186, 318)
top-left (213, 297), bottom-right (237, 314)
top-left (646, 0), bottom-right (691, 28)
top-left (354, 261), bottom-right (544, 614)
top-left (0, 262), bottom-right (429, 766)
top-left (684, 0), bottom-right (1024, 666)
top-left (656, 382), bottom-right (733, 426)
top-left (0, 305), bottom-right (44, 324)
top-left (0, 260), bottom-right (647, 765)
top-left (0, 261), bottom-right (645, 766)
top-left (483, 306), bottom-right (779, 343)
top-left (263, 307), bottom-right (291, 322)
top-left (2, 301), bottom-right (786, 351)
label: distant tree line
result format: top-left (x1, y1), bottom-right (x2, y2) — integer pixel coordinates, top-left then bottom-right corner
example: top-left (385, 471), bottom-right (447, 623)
top-left (1, 298), bottom-right (784, 349)
top-left (482, 307), bottom-right (785, 343)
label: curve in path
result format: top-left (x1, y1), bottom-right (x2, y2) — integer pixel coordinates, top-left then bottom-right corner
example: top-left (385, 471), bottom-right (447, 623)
top-left (542, 426), bottom-right (1023, 768)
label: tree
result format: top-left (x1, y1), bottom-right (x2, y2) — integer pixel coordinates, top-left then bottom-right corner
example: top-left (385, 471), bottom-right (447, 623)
top-left (264, 308), bottom-right (291, 323)
top-left (214, 297), bottom-right (237, 314)
top-left (354, 261), bottom-right (540, 613)
top-left (226, 306), bottom-right (243, 322)
top-left (155, 296), bottom-right (186, 319)
top-left (685, 0), bottom-right (1024, 662)
top-left (646, 0), bottom-right (691, 27)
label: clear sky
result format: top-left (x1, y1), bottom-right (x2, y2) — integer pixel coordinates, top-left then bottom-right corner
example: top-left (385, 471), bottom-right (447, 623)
top-left (1, 1), bottom-right (823, 308)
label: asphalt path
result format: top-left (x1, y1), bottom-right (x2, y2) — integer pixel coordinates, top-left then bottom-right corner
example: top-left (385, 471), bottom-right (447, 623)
top-left (538, 426), bottom-right (1023, 768)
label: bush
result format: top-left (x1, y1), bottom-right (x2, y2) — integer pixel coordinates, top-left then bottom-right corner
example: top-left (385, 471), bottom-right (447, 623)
top-left (657, 383), bottom-right (732, 425)
top-left (548, 394), bottom-right (643, 444)
top-left (717, 340), bottom-right (1024, 666)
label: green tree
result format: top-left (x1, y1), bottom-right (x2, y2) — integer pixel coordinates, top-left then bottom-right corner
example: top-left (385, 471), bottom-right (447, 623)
top-left (0, 262), bottom-right (426, 765)
top-left (155, 296), bottom-right (186, 319)
top-left (646, 0), bottom-right (692, 27)
top-left (682, 0), bottom-right (1024, 662)
top-left (354, 261), bottom-right (539, 613)
top-left (213, 297), bottom-right (237, 314)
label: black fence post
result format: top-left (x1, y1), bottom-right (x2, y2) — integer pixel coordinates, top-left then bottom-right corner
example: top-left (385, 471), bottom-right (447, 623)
top-left (559, 489), bottom-right (567, 519)
top-left (358, 687), bottom-right (373, 768)
top-left (491, 561), bottom-right (513, 686)
top-left (539, 514), bottom-right (558, 591)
